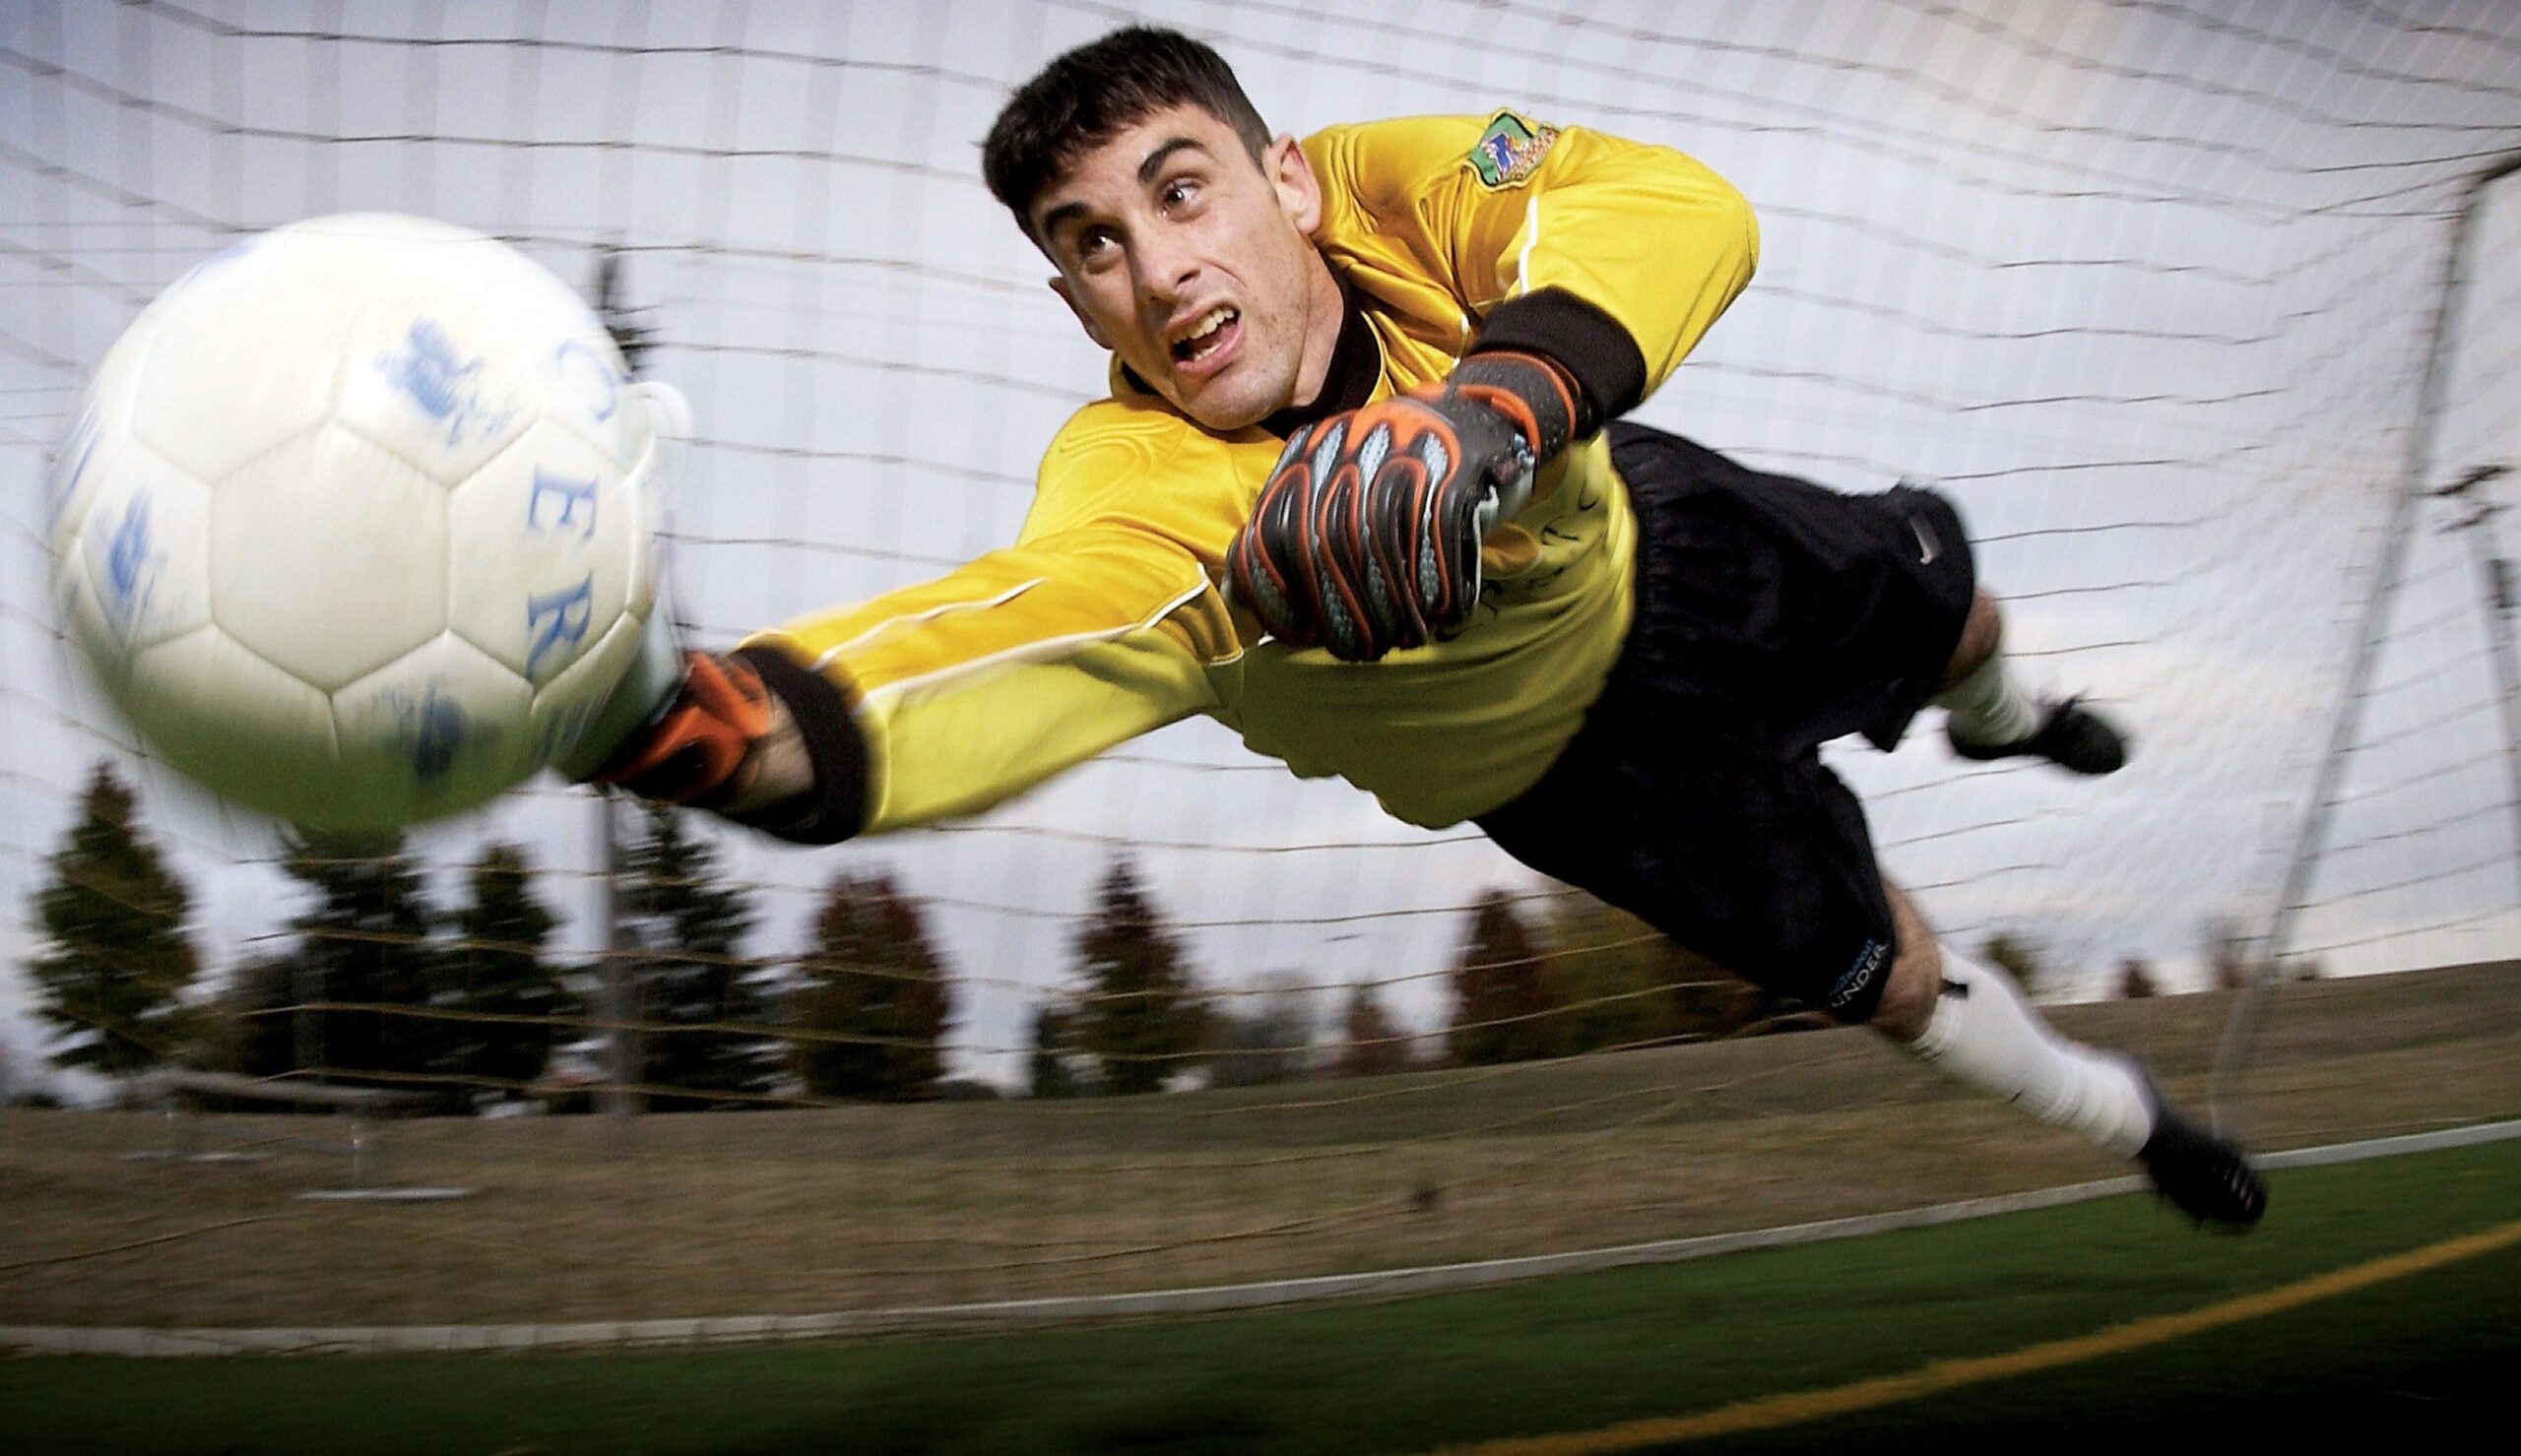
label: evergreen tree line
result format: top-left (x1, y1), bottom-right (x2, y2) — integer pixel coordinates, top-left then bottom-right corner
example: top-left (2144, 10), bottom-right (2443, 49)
top-left (1021, 868), bottom-right (1775, 1094)
top-left (21, 764), bottom-right (2213, 1111)
top-left (25, 766), bottom-right (953, 1111)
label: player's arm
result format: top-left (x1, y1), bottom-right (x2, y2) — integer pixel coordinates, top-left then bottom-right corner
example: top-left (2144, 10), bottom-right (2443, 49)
top-left (1228, 117), bottom-right (1757, 661)
top-left (1322, 112), bottom-right (1759, 426)
top-left (597, 430), bottom-right (1237, 840)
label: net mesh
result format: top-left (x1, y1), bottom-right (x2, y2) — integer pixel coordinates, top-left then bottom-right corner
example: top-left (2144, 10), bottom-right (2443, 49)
top-left (4, 0), bottom-right (2520, 1335)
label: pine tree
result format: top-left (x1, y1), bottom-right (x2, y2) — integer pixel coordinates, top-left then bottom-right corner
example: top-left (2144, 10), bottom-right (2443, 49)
top-left (1332, 981), bottom-right (1410, 1079)
top-left (2204, 918), bottom-right (2253, 991)
top-left (1447, 890), bottom-right (1559, 1065)
top-left (437, 843), bottom-right (567, 1108)
top-left (1543, 894), bottom-right (1679, 1052)
top-left (1542, 892), bottom-right (1759, 1049)
top-left (792, 869), bottom-right (952, 1101)
top-left (29, 764), bottom-right (201, 1076)
top-left (205, 953), bottom-right (300, 1085)
top-left (279, 827), bottom-right (439, 1098)
top-left (1204, 973), bottom-right (1315, 1088)
top-left (1027, 1003), bottom-right (1084, 1099)
top-left (619, 806), bottom-right (768, 1109)
top-left (1071, 856), bottom-right (1203, 1096)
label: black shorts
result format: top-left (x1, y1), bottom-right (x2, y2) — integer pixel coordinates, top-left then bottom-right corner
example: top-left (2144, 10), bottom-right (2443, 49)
top-left (1475, 423), bottom-right (1975, 1021)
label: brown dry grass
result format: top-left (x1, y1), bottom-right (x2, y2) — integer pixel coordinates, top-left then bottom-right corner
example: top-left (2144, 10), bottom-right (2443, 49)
top-left (3, 966), bottom-right (2515, 1329)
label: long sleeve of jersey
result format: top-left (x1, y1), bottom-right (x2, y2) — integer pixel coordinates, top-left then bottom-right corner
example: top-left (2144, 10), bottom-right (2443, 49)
top-left (1304, 114), bottom-right (1759, 417)
top-left (743, 411), bottom-right (1245, 834)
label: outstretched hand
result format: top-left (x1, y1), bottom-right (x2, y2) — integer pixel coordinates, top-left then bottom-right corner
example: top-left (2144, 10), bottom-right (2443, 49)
top-left (1226, 389), bottom-right (1533, 662)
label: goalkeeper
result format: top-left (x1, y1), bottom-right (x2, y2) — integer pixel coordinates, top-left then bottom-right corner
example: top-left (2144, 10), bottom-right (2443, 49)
top-left (600, 28), bottom-right (2264, 1226)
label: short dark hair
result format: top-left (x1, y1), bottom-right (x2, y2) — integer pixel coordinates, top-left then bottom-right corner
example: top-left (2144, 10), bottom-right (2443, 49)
top-left (983, 28), bottom-right (1272, 240)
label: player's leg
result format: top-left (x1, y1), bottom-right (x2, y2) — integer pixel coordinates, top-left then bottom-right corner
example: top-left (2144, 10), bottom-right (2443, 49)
top-left (1483, 740), bottom-right (2261, 1227)
top-left (1867, 879), bottom-right (2267, 1226)
top-left (1481, 426), bottom-right (2259, 1223)
top-left (1867, 882), bottom-right (2151, 1153)
top-left (1933, 588), bottom-right (2128, 774)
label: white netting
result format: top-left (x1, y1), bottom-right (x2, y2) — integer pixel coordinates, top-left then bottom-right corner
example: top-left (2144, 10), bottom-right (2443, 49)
top-left (4, 0), bottom-right (2520, 1329)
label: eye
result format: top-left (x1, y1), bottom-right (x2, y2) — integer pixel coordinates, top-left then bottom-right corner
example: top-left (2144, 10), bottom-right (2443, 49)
top-left (1072, 226), bottom-right (1119, 269)
top-left (1160, 176), bottom-right (1202, 213)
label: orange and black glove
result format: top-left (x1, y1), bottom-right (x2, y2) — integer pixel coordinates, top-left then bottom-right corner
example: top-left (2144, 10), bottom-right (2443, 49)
top-left (1225, 350), bottom-right (1579, 663)
top-left (592, 645), bottom-right (868, 844)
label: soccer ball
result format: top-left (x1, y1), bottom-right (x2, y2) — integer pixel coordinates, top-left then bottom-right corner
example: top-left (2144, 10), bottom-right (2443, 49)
top-left (46, 214), bottom-right (683, 830)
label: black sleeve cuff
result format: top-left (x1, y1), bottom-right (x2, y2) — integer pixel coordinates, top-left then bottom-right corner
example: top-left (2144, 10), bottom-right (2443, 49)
top-left (729, 644), bottom-right (869, 846)
top-left (1469, 287), bottom-right (1649, 435)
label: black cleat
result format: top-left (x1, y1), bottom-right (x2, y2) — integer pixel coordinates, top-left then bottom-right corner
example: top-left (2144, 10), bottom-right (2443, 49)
top-left (1949, 696), bottom-right (2129, 775)
top-left (2136, 1078), bottom-right (2267, 1230)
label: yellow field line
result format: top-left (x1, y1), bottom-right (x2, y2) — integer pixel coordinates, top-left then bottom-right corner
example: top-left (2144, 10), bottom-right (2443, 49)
top-left (1426, 1217), bottom-right (2521, 1456)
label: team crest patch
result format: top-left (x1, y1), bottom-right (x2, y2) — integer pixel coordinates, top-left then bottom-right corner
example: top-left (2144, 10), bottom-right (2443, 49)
top-left (1468, 111), bottom-right (1559, 189)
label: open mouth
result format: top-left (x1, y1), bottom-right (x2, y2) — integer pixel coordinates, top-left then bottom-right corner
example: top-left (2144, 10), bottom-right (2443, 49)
top-left (1170, 305), bottom-right (1241, 368)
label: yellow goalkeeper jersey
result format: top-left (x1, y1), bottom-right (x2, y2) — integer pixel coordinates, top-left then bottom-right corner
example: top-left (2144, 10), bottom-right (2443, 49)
top-left (747, 113), bottom-right (1758, 832)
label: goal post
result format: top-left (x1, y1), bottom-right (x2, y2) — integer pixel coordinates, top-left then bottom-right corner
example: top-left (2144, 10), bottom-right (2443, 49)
top-left (2218, 151), bottom-right (2521, 1119)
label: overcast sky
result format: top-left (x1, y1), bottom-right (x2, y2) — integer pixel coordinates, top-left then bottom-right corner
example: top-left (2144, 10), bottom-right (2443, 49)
top-left (6, 0), bottom-right (2521, 1093)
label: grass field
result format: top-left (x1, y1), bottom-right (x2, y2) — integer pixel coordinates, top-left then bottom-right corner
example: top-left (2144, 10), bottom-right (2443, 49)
top-left (4, 1136), bottom-right (2517, 1453)
top-left (4, 967), bottom-right (2518, 1328)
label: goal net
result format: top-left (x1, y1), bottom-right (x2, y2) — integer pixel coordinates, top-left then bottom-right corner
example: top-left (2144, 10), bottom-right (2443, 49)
top-left (4, 0), bottom-right (2519, 1337)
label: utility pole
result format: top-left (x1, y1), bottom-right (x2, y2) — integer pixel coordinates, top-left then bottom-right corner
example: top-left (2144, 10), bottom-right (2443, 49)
top-left (2433, 464), bottom-right (2521, 900)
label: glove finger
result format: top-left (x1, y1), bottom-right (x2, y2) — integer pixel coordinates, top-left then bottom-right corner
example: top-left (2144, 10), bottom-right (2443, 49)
top-left (1226, 525), bottom-right (1304, 644)
top-left (1233, 468), bottom-right (1319, 645)
top-left (1413, 427), bottom-right (1488, 635)
top-left (1276, 416), bottom-right (1374, 662)
top-left (1284, 419), bottom-right (1349, 651)
top-left (1307, 447), bottom-right (1383, 662)
top-left (1276, 421), bottom-right (1315, 471)
top-left (1359, 422), bottom-right (1436, 652)
top-left (1329, 418), bottom-right (1429, 659)
top-left (1251, 418), bottom-right (1350, 648)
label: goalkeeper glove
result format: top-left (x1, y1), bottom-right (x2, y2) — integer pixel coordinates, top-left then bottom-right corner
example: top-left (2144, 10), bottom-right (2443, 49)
top-left (587, 645), bottom-right (869, 843)
top-left (1225, 350), bottom-right (1578, 663)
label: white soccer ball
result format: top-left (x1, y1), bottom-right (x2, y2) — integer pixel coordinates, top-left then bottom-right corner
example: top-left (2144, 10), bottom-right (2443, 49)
top-left (46, 214), bottom-right (681, 830)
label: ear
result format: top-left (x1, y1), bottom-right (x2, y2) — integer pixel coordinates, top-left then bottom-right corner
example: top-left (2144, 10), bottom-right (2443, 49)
top-left (1266, 134), bottom-right (1324, 236)
top-left (1048, 275), bottom-right (1110, 350)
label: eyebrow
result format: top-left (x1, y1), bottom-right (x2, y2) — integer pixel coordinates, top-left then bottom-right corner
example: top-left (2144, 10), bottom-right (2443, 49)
top-left (1035, 137), bottom-right (1214, 244)
top-left (1136, 136), bottom-right (1206, 185)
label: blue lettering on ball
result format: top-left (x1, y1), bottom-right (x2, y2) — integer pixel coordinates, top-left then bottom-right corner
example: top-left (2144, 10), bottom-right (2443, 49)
top-left (103, 492), bottom-right (158, 626)
top-left (553, 339), bottom-right (621, 423)
top-left (525, 574), bottom-right (594, 678)
top-left (397, 683), bottom-right (470, 783)
top-left (391, 321), bottom-right (479, 422)
top-left (376, 319), bottom-right (513, 447)
top-left (526, 468), bottom-right (598, 537)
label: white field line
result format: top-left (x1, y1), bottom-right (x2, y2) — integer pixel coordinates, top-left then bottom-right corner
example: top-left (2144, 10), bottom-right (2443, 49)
top-left (6, 1118), bottom-right (2517, 1358)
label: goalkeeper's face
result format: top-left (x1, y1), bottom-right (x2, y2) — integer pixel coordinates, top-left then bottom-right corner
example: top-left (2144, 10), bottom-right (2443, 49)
top-left (1033, 105), bottom-right (1341, 431)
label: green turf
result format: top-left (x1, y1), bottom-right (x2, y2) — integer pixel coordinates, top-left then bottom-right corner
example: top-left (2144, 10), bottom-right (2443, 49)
top-left (5, 1136), bottom-right (2517, 1455)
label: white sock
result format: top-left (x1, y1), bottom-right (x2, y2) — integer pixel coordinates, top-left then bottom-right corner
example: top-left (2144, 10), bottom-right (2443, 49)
top-left (1935, 650), bottom-right (2039, 747)
top-left (1903, 948), bottom-right (2156, 1157)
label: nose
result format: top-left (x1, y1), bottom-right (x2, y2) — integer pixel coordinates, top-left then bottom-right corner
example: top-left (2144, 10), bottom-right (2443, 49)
top-left (1133, 228), bottom-right (1201, 306)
